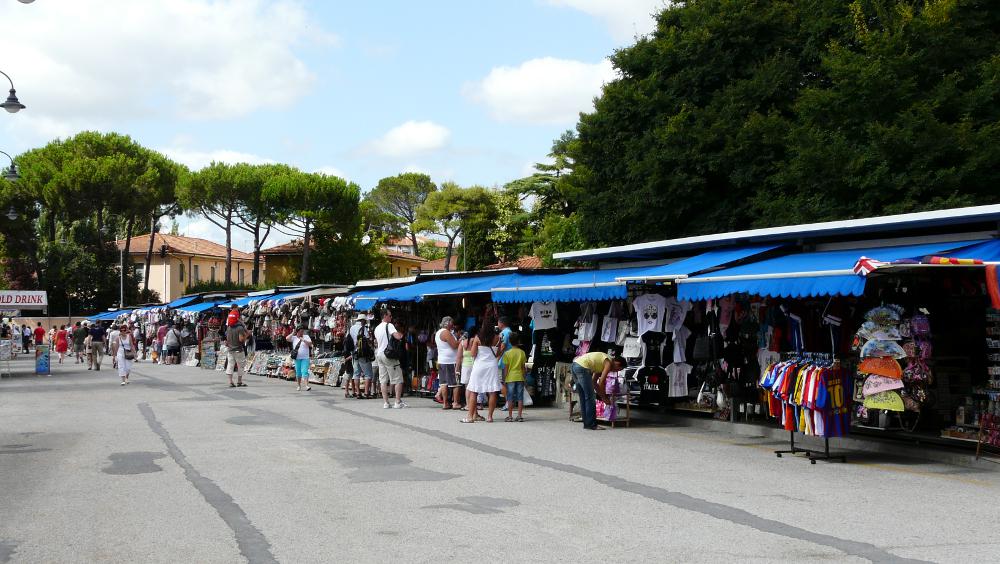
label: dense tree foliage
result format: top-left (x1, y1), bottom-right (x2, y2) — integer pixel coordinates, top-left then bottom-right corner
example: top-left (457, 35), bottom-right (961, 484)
top-left (570, 0), bottom-right (1000, 248)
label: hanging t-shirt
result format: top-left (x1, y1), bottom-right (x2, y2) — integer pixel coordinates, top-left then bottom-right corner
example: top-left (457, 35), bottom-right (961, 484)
top-left (672, 325), bottom-right (691, 363)
top-left (663, 297), bottom-right (693, 332)
top-left (641, 331), bottom-right (666, 367)
top-left (666, 362), bottom-right (692, 397)
top-left (637, 366), bottom-right (667, 405)
top-left (529, 301), bottom-right (558, 331)
top-left (633, 293), bottom-right (667, 336)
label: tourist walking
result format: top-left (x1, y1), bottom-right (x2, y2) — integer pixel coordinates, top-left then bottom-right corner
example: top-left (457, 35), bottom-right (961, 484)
top-left (286, 327), bottom-right (313, 391)
top-left (111, 323), bottom-right (136, 385)
top-left (88, 322), bottom-right (106, 371)
top-left (22, 324), bottom-right (30, 353)
top-left (463, 325), bottom-right (502, 423)
top-left (374, 309), bottom-right (406, 409)
top-left (226, 319), bottom-right (249, 387)
top-left (32, 322), bottom-right (45, 347)
top-left (571, 352), bottom-right (626, 430)
top-left (54, 325), bottom-right (69, 364)
top-left (72, 322), bottom-right (88, 363)
top-left (435, 316), bottom-right (461, 409)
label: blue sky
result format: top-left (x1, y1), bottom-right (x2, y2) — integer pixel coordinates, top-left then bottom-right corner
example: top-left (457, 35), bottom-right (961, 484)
top-left (0, 0), bottom-right (664, 249)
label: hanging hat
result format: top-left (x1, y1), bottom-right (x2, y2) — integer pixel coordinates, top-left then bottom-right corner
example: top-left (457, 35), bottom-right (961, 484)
top-left (355, 313), bottom-right (367, 321)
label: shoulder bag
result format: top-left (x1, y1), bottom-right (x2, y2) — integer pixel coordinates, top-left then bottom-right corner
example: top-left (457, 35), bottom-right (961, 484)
top-left (383, 325), bottom-right (404, 360)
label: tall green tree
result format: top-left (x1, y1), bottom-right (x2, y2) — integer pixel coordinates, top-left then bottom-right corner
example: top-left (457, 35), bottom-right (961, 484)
top-left (233, 163), bottom-right (291, 285)
top-left (415, 182), bottom-right (492, 272)
top-left (366, 173), bottom-right (436, 257)
top-left (178, 162), bottom-right (249, 284)
top-left (569, 0), bottom-right (1000, 247)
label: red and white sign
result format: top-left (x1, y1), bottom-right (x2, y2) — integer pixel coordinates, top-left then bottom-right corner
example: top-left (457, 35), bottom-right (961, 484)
top-left (0, 291), bottom-right (48, 308)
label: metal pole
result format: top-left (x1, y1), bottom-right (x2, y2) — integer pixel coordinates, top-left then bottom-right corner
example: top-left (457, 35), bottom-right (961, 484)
top-left (120, 247), bottom-right (124, 307)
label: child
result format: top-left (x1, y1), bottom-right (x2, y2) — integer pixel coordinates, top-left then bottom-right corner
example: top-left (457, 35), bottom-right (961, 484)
top-left (501, 331), bottom-right (528, 422)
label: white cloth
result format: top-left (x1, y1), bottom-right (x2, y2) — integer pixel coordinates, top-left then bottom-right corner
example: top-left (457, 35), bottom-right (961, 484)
top-left (633, 293), bottom-right (667, 336)
top-left (664, 297), bottom-right (693, 332)
top-left (672, 325), bottom-right (691, 363)
top-left (290, 335), bottom-right (312, 360)
top-left (374, 322), bottom-right (398, 355)
top-left (667, 362), bottom-right (692, 397)
top-left (435, 328), bottom-right (458, 364)
top-left (529, 301), bottom-right (558, 331)
top-left (467, 341), bottom-right (501, 394)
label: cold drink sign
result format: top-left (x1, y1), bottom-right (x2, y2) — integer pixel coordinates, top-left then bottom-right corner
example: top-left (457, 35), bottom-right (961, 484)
top-left (0, 291), bottom-right (47, 308)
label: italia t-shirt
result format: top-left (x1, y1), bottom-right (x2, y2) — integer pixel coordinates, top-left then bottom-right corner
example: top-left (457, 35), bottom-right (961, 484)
top-left (530, 301), bottom-right (558, 331)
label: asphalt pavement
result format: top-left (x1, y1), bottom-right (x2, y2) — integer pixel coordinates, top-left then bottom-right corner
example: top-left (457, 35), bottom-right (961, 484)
top-left (1, 355), bottom-right (998, 563)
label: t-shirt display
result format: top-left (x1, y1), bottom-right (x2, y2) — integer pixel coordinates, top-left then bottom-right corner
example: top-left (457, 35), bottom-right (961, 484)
top-left (664, 297), bottom-right (693, 332)
top-left (529, 301), bottom-right (558, 331)
top-left (633, 293), bottom-right (667, 336)
top-left (667, 362), bottom-right (693, 397)
top-left (672, 325), bottom-right (691, 363)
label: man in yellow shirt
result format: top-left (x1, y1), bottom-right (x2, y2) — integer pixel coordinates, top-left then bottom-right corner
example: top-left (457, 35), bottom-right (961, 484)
top-left (572, 351), bottom-right (626, 430)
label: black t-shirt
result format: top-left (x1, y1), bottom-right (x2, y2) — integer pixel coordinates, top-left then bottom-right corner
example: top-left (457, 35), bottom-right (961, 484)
top-left (642, 331), bottom-right (672, 367)
top-left (637, 366), bottom-right (667, 405)
top-left (89, 326), bottom-right (107, 342)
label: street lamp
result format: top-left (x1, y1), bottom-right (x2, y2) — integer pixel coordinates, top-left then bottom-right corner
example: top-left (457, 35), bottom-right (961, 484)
top-left (0, 151), bottom-right (19, 181)
top-left (0, 71), bottom-right (25, 113)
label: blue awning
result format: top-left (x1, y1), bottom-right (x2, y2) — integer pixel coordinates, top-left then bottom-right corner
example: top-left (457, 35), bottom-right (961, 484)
top-left (361, 273), bottom-right (522, 307)
top-left (490, 267), bottom-right (652, 303)
top-left (615, 244), bottom-right (782, 282)
top-left (176, 301), bottom-right (225, 313)
top-left (87, 310), bottom-right (129, 321)
top-left (940, 239), bottom-right (1000, 262)
top-left (677, 240), bottom-right (988, 301)
top-left (166, 295), bottom-right (199, 308)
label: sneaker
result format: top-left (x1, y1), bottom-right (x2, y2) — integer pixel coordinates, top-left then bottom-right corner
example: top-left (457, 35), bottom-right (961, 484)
top-left (305, 386), bottom-right (311, 391)
top-left (296, 386), bottom-right (301, 391)
top-left (383, 402), bottom-right (390, 409)
top-left (120, 381), bottom-right (126, 386)
top-left (394, 401), bottom-right (408, 409)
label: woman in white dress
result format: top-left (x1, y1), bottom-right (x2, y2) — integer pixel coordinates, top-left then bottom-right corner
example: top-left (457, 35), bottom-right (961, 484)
top-left (462, 325), bottom-right (501, 423)
top-left (112, 323), bottom-right (135, 386)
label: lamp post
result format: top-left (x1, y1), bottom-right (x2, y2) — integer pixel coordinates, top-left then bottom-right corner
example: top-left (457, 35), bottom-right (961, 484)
top-left (0, 150), bottom-right (20, 181)
top-left (0, 71), bottom-right (25, 113)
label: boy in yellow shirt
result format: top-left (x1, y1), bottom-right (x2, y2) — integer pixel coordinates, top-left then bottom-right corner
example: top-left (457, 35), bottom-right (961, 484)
top-left (501, 332), bottom-right (528, 422)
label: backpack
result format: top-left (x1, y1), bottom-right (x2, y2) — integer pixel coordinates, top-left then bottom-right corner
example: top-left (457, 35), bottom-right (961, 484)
top-left (356, 327), bottom-right (375, 361)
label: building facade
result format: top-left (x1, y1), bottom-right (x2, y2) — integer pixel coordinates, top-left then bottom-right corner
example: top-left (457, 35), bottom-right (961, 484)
top-left (116, 234), bottom-right (256, 302)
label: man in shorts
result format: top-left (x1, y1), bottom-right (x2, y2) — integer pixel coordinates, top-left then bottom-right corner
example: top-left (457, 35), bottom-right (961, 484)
top-left (225, 318), bottom-right (249, 387)
top-left (72, 321), bottom-right (88, 363)
top-left (374, 309), bottom-right (406, 409)
top-left (348, 314), bottom-right (375, 398)
top-left (434, 316), bottom-right (461, 409)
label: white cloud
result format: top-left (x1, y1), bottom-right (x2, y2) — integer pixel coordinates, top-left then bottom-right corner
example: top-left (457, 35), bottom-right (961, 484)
top-left (0, 0), bottom-right (334, 143)
top-left (465, 57), bottom-right (617, 125)
top-left (548, 0), bottom-right (667, 41)
top-left (158, 147), bottom-right (274, 171)
top-left (366, 121), bottom-right (451, 158)
top-left (314, 166), bottom-right (348, 180)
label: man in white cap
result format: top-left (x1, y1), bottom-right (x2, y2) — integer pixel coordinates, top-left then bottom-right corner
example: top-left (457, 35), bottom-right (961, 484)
top-left (348, 313), bottom-right (375, 398)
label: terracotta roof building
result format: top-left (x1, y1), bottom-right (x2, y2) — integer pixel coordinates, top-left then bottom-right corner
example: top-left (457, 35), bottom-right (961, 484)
top-left (486, 256), bottom-right (543, 270)
top-left (422, 255), bottom-right (461, 273)
top-left (116, 233), bottom-right (256, 301)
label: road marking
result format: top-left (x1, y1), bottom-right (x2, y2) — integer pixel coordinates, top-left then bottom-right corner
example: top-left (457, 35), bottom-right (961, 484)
top-left (327, 403), bottom-right (927, 564)
top-left (138, 403), bottom-right (277, 564)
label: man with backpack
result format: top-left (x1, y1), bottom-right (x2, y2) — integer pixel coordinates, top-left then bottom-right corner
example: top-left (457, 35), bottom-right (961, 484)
top-left (374, 309), bottom-right (406, 409)
top-left (346, 313), bottom-right (375, 399)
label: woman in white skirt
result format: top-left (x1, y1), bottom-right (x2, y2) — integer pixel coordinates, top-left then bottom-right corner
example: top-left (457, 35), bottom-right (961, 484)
top-left (112, 323), bottom-right (136, 386)
top-left (462, 325), bottom-right (501, 423)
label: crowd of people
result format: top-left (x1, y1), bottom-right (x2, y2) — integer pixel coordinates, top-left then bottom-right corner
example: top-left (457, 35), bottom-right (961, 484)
top-left (3, 307), bottom-right (627, 430)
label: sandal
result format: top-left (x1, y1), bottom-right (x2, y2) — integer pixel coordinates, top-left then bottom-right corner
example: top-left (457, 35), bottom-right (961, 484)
top-left (237, 383), bottom-right (247, 387)
top-left (459, 418), bottom-right (475, 423)
top-left (504, 416), bottom-right (513, 422)
top-left (474, 414), bottom-right (485, 422)
top-left (229, 383), bottom-right (236, 388)
top-left (442, 406), bottom-right (453, 410)
top-left (515, 416), bottom-right (524, 422)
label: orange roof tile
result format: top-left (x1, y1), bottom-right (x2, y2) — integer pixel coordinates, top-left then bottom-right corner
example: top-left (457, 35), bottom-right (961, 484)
top-left (116, 233), bottom-right (254, 261)
top-left (486, 256), bottom-right (544, 270)
top-left (387, 235), bottom-right (449, 248)
top-left (422, 255), bottom-right (461, 271)
top-left (382, 249), bottom-right (429, 262)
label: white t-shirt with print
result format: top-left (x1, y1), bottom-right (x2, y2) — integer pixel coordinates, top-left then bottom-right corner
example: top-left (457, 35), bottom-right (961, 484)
top-left (291, 334), bottom-right (312, 360)
top-left (664, 297), bottom-right (693, 332)
top-left (667, 362), bottom-right (693, 397)
top-left (633, 293), bottom-right (667, 336)
top-left (672, 325), bottom-right (691, 363)
top-left (529, 302), bottom-right (558, 331)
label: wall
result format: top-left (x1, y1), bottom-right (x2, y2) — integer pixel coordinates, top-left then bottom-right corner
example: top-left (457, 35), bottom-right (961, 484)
top-left (262, 255), bottom-right (300, 286)
top-left (127, 254), bottom-right (257, 302)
